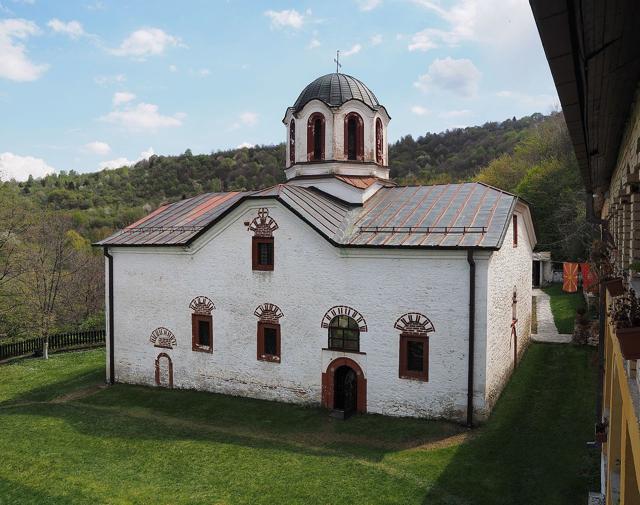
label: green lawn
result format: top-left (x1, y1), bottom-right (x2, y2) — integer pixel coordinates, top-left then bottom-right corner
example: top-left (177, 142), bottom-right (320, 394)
top-left (0, 346), bottom-right (598, 504)
top-left (543, 284), bottom-right (587, 334)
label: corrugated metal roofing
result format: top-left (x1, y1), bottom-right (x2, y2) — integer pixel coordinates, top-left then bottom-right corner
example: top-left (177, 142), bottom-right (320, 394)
top-left (292, 73), bottom-right (380, 113)
top-left (97, 182), bottom-right (518, 249)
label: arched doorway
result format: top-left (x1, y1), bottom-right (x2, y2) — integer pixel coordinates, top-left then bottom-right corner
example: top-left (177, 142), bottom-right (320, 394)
top-left (155, 353), bottom-right (173, 388)
top-left (334, 365), bottom-right (357, 418)
top-left (321, 357), bottom-right (366, 418)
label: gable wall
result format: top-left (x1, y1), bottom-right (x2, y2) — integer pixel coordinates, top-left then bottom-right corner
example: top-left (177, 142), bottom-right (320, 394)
top-left (108, 199), bottom-right (492, 421)
top-left (484, 206), bottom-right (533, 413)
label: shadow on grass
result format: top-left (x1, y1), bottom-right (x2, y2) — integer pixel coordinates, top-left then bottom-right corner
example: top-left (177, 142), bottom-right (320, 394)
top-left (0, 477), bottom-right (86, 505)
top-left (1, 351), bottom-right (464, 464)
top-left (421, 344), bottom-right (600, 505)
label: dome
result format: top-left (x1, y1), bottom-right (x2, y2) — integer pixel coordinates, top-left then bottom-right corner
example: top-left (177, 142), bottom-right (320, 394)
top-left (292, 73), bottom-right (380, 113)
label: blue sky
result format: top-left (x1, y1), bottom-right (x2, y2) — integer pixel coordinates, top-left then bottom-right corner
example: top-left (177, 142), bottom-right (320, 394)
top-left (0, 0), bottom-right (558, 180)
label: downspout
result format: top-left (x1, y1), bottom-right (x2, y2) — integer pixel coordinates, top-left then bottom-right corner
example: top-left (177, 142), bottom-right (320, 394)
top-left (103, 247), bottom-right (115, 385)
top-left (467, 248), bottom-right (476, 428)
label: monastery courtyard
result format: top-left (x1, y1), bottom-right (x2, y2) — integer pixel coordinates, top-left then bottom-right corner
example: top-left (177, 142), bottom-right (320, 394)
top-left (0, 344), bottom-right (597, 505)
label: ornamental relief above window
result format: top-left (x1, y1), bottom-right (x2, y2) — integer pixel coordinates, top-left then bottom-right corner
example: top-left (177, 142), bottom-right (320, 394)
top-left (149, 327), bottom-right (177, 349)
top-left (246, 208), bottom-right (278, 238)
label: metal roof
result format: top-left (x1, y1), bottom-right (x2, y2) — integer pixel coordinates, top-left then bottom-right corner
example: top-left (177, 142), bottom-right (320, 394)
top-left (530, 0), bottom-right (640, 193)
top-left (287, 174), bottom-right (396, 190)
top-left (97, 182), bottom-right (519, 250)
top-left (292, 73), bottom-right (381, 113)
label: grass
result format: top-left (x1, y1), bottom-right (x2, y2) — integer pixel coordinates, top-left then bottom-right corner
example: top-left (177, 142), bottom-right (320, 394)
top-left (0, 346), bottom-right (598, 504)
top-left (543, 284), bottom-right (587, 334)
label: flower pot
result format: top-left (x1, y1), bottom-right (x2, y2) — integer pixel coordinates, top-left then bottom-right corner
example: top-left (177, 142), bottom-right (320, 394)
top-left (616, 326), bottom-right (640, 359)
top-left (606, 277), bottom-right (625, 297)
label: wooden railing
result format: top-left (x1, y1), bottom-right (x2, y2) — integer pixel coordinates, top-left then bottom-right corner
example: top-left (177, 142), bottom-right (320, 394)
top-left (0, 329), bottom-right (105, 361)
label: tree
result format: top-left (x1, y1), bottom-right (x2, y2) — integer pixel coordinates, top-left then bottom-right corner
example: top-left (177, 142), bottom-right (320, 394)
top-left (20, 213), bottom-right (84, 358)
top-left (0, 187), bottom-right (30, 332)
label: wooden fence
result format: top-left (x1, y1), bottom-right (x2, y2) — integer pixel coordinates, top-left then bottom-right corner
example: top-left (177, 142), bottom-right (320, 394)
top-left (0, 329), bottom-right (105, 361)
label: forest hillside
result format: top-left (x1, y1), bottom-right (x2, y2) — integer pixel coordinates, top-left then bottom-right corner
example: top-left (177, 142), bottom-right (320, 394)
top-left (0, 111), bottom-right (592, 339)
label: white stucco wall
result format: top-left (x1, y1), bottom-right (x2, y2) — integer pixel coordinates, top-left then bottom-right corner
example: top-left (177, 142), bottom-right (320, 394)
top-left (107, 198), bottom-right (495, 421)
top-left (483, 205), bottom-right (534, 413)
top-left (284, 99), bottom-right (390, 168)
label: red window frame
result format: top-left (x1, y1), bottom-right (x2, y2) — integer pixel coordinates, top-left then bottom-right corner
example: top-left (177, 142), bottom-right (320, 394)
top-left (307, 113), bottom-right (325, 161)
top-left (192, 314), bottom-right (213, 353)
top-left (344, 112), bottom-right (364, 161)
top-left (252, 236), bottom-right (274, 271)
top-left (257, 321), bottom-right (281, 362)
top-left (375, 117), bottom-right (383, 164)
top-left (289, 119), bottom-right (295, 165)
top-left (513, 214), bottom-right (518, 247)
top-left (399, 334), bottom-right (428, 381)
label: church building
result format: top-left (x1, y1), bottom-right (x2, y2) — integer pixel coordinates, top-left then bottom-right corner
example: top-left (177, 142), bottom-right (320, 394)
top-left (98, 72), bottom-right (536, 423)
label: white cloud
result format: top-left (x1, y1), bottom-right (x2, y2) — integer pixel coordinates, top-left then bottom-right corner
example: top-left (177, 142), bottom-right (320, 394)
top-left (414, 57), bottom-right (481, 97)
top-left (356, 0), bottom-right (381, 11)
top-left (101, 103), bottom-right (184, 132)
top-left (94, 73), bottom-right (126, 86)
top-left (99, 147), bottom-right (154, 170)
top-left (110, 28), bottom-right (182, 59)
top-left (47, 19), bottom-right (86, 39)
top-left (342, 44), bottom-right (362, 57)
top-left (439, 109), bottom-right (472, 118)
top-left (112, 91), bottom-right (135, 106)
top-left (229, 112), bottom-right (259, 130)
top-left (264, 9), bottom-right (304, 30)
top-left (198, 68), bottom-right (210, 76)
top-left (84, 141), bottom-right (111, 155)
top-left (0, 152), bottom-right (56, 181)
top-left (370, 34), bottom-right (383, 46)
top-left (307, 38), bottom-right (321, 49)
top-left (411, 105), bottom-right (430, 116)
top-left (237, 142), bottom-right (254, 149)
top-left (0, 18), bottom-right (48, 81)
top-left (496, 90), bottom-right (559, 111)
top-left (409, 0), bottom-right (540, 53)
top-left (168, 64), bottom-right (177, 72)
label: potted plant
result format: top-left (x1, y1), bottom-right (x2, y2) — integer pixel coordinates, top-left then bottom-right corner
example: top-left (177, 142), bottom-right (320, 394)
top-left (606, 277), bottom-right (626, 296)
top-left (595, 421), bottom-right (608, 444)
top-left (591, 240), bottom-right (625, 296)
top-left (609, 288), bottom-right (640, 359)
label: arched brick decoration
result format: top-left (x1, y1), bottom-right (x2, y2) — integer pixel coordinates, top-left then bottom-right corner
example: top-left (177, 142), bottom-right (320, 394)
top-left (321, 357), bottom-right (366, 413)
top-left (247, 208), bottom-right (279, 238)
top-left (155, 353), bottom-right (173, 388)
top-left (149, 327), bottom-right (177, 349)
top-left (321, 305), bottom-right (367, 332)
top-left (254, 303), bottom-right (284, 323)
top-left (189, 296), bottom-right (215, 315)
top-left (394, 312), bottom-right (435, 336)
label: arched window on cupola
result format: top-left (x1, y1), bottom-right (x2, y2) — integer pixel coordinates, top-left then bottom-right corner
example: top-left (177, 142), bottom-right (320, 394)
top-left (344, 112), bottom-right (364, 161)
top-left (289, 119), bottom-right (295, 165)
top-left (375, 117), bottom-right (384, 164)
top-left (307, 113), bottom-right (325, 161)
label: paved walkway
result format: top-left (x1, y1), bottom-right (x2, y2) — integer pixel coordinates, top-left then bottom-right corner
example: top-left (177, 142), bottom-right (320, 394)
top-left (531, 288), bottom-right (572, 344)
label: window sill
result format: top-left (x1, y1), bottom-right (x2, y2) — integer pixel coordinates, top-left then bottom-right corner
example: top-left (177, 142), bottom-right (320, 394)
top-left (399, 374), bottom-right (428, 382)
top-left (252, 267), bottom-right (274, 272)
top-left (192, 345), bottom-right (213, 354)
top-left (322, 348), bottom-right (366, 355)
top-left (258, 354), bottom-right (280, 363)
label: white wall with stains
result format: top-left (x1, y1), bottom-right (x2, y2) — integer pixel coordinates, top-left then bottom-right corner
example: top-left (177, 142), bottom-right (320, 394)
top-left (106, 198), bottom-right (532, 422)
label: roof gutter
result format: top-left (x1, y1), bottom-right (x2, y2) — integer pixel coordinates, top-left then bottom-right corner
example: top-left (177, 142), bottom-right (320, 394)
top-left (103, 247), bottom-right (115, 385)
top-left (466, 248), bottom-right (476, 428)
